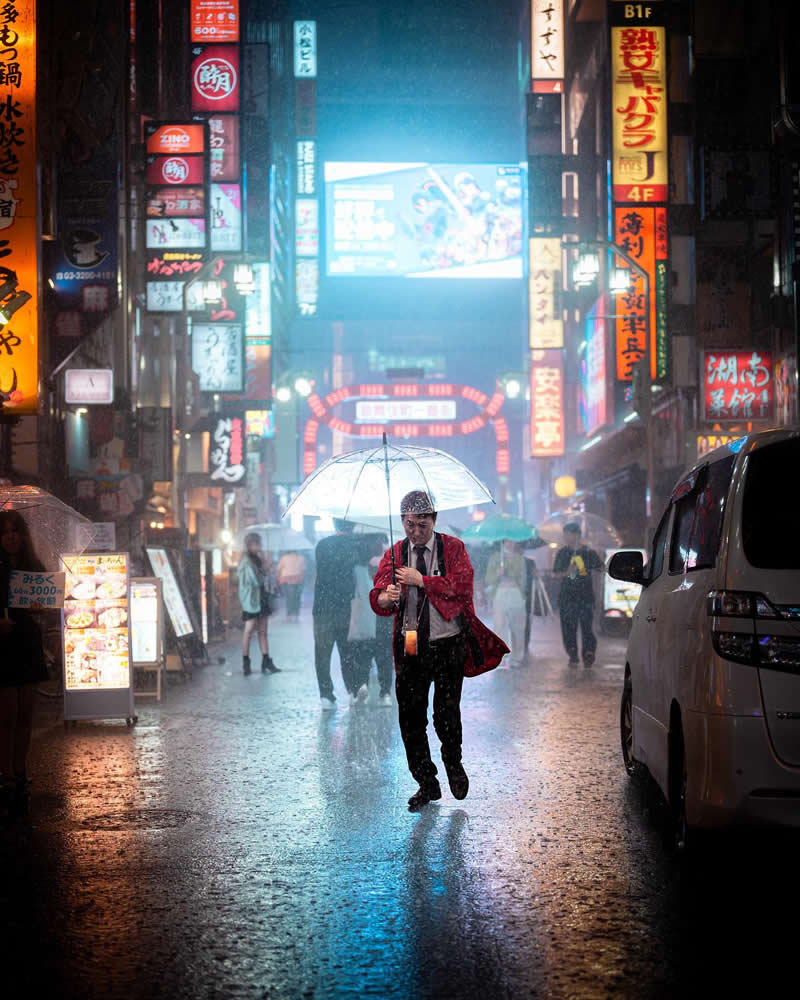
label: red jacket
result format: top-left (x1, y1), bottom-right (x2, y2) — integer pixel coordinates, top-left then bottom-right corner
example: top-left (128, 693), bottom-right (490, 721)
top-left (369, 532), bottom-right (509, 677)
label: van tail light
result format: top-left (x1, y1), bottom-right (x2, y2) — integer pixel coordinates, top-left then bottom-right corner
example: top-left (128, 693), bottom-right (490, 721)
top-left (706, 590), bottom-right (779, 618)
top-left (708, 590), bottom-right (800, 671)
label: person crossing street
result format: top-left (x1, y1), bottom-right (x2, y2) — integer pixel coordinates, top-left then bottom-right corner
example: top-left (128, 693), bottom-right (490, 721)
top-left (370, 491), bottom-right (508, 811)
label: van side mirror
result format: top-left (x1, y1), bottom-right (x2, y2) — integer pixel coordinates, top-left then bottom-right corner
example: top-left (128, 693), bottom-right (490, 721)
top-left (608, 551), bottom-right (645, 586)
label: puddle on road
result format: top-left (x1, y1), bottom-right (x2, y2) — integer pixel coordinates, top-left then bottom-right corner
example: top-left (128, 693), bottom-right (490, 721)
top-left (81, 808), bottom-right (195, 831)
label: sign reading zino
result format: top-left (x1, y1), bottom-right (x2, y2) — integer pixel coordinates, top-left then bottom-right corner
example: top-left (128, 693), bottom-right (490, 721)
top-left (610, 19), bottom-right (668, 203)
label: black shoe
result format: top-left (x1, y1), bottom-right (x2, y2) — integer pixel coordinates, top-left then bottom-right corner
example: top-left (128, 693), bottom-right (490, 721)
top-left (567, 656), bottom-right (579, 667)
top-left (445, 762), bottom-right (469, 800)
top-left (262, 655), bottom-right (280, 674)
top-left (243, 655), bottom-right (252, 676)
top-left (583, 652), bottom-right (595, 667)
top-left (407, 780), bottom-right (442, 811)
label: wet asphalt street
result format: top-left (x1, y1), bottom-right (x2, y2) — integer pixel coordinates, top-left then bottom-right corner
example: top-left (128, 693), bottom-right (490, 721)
top-left (3, 606), bottom-right (798, 999)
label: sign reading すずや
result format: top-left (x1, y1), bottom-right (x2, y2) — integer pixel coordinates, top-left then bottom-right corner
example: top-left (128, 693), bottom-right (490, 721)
top-left (209, 414), bottom-right (246, 484)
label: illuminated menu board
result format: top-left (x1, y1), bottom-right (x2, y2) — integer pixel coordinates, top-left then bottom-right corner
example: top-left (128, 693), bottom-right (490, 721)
top-left (62, 554), bottom-right (130, 691)
top-left (130, 579), bottom-right (162, 666)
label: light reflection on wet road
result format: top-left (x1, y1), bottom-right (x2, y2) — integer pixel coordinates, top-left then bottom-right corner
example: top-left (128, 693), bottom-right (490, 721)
top-left (2, 612), bottom-right (798, 998)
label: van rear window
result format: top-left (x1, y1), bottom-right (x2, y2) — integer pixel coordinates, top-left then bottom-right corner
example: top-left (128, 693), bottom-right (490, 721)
top-left (742, 439), bottom-right (800, 569)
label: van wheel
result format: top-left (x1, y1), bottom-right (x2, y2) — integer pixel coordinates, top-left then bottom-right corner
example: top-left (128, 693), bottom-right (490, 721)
top-left (620, 675), bottom-right (643, 778)
top-left (670, 721), bottom-right (689, 853)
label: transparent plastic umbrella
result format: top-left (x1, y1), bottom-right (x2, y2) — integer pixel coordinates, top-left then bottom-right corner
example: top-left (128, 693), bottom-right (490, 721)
top-left (235, 523), bottom-right (314, 552)
top-left (0, 484), bottom-right (97, 570)
top-left (536, 510), bottom-right (623, 550)
top-left (283, 439), bottom-right (495, 530)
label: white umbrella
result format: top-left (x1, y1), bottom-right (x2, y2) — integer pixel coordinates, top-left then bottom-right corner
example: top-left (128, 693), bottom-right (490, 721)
top-left (0, 484), bottom-right (97, 570)
top-left (283, 437), bottom-right (494, 531)
top-left (237, 523), bottom-right (314, 552)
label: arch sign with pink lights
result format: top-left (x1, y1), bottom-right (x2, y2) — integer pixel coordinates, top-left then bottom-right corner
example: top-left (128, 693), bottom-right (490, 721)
top-left (303, 383), bottom-right (510, 478)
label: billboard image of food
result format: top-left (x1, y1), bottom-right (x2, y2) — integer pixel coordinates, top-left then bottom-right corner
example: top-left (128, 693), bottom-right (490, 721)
top-left (324, 162), bottom-right (524, 278)
top-left (62, 554), bottom-right (131, 690)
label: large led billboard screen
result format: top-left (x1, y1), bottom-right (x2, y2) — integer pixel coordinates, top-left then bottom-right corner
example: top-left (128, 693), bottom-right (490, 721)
top-left (324, 162), bottom-right (524, 278)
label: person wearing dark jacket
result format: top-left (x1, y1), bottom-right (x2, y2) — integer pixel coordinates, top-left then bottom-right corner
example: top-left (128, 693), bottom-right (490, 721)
top-left (370, 491), bottom-right (508, 811)
top-left (0, 511), bottom-right (49, 811)
top-left (552, 521), bottom-right (604, 667)
top-left (313, 519), bottom-right (358, 710)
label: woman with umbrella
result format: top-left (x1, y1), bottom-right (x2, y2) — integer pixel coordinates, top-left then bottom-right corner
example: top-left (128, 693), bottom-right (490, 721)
top-left (0, 510), bottom-right (49, 811)
top-left (485, 540), bottom-right (528, 667)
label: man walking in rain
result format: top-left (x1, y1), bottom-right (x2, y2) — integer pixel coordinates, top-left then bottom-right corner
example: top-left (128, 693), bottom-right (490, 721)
top-left (370, 490), bottom-right (508, 811)
top-left (313, 519), bottom-right (358, 709)
top-left (552, 521), bottom-right (604, 667)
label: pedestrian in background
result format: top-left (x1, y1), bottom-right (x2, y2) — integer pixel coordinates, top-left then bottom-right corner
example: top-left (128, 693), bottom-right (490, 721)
top-left (276, 549), bottom-right (306, 623)
top-left (346, 538), bottom-right (377, 707)
top-left (552, 521), bottom-right (604, 667)
top-left (371, 490), bottom-right (508, 811)
top-left (238, 533), bottom-right (280, 676)
top-left (0, 511), bottom-right (49, 812)
top-left (485, 539), bottom-right (527, 667)
top-left (368, 538), bottom-right (394, 707)
top-left (312, 519), bottom-right (358, 711)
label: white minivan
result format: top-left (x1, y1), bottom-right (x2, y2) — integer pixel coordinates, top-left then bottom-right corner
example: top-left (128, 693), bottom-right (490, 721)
top-left (608, 427), bottom-right (800, 845)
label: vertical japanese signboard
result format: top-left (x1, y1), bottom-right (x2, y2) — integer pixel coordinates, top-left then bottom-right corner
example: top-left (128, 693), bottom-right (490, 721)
top-left (209, 412), bottom-right (246, 484)
top-left (145, 121), bottom-right (208, 311)
top-left (191, 322), bottom-right (244, 392)
top-left (609, 13), bottom-right (668, 203)
top-left (581, 294), bottom-right (611, 436)
top-left (701, 350), bottom-right (774, 422)
top-left (531, 0), bottom-right (564, 93)
top-left (208, 116), bottom-right (240, 182)
top-left (294, 22), bottom-right (318, 318)
top-left (529, 237), bottom-right (563, 349)
top-left (530, 349), bottom-right (565, 457)
top-left (609, 2), bottom-right (669, 385)
top-left (613, 205), bottom-right (668, 381)
top-left (0, 0), bottom-right (37, 415)
top-left (294, 21), bottom-right (317, 77)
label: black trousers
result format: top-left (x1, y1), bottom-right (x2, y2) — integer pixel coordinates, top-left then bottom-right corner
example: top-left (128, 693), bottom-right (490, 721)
top-left (395, 633), bottom-right (466, 786)
top-left (559, 600), bottom-right (597, 660)
top-left (313, 615), bottom-right (355, 699)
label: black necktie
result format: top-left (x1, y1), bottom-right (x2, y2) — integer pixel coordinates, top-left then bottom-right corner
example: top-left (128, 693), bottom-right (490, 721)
top-left (414, 545), bottom-right (430, 646)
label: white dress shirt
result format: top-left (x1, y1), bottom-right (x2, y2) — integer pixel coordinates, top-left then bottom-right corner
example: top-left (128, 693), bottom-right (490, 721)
top-left (408, 534), bottom-right (461, 641)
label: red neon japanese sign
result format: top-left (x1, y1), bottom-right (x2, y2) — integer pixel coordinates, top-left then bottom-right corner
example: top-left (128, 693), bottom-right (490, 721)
top-left (301, 383), bottom-right (509, 477)
top-left (146, 155), bottom-right (206, 186)
top-left (701, 351), bottom-right (774, 422)
top-left (191, 45), bottom-right (240, 112)
top-left (530, 350), bottom-right (565, 457)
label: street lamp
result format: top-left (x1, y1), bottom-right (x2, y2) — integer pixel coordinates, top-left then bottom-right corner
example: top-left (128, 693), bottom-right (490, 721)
top-left (566, 237), bottom-right (657, 542)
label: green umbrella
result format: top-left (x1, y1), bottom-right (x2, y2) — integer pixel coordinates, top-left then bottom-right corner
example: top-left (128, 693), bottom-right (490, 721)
top-left (461, 513), bottom-right (539, 545)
